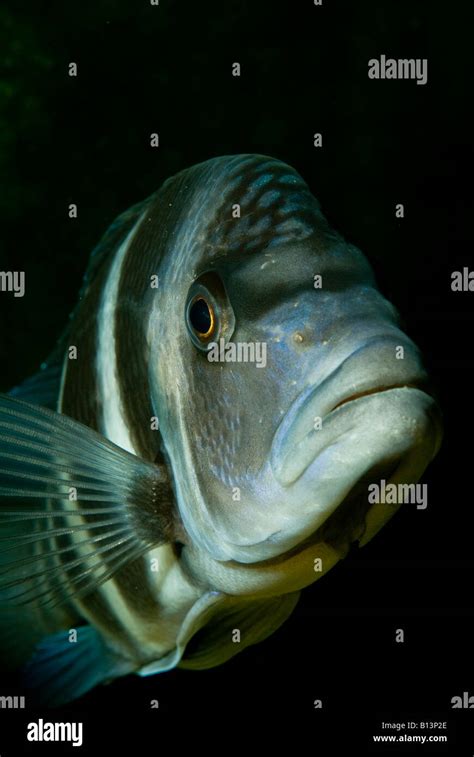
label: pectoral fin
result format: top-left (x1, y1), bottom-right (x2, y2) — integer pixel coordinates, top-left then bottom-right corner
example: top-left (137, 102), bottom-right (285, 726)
top-left (0, 393), bottom-right (174, 609)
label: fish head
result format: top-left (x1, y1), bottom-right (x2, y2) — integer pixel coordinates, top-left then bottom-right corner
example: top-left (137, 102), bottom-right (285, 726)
top-left (147, 155), bottom-right (443, 586)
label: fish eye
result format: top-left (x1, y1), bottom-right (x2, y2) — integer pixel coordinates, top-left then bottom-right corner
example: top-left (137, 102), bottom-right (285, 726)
top-left (187, 296), bottom-right (216, 340)
top-left (185, 271), bottom-right (235, 352)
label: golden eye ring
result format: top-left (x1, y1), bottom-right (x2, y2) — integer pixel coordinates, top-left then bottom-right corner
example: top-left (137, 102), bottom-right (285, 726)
top-left (185, 271), bottom-right (235, 353)
top-left (187, 296), bottom-right (216, 341)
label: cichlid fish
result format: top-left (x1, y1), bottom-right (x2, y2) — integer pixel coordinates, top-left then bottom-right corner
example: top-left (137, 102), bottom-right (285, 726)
top-left (0, 154), bottom-right (442, 705)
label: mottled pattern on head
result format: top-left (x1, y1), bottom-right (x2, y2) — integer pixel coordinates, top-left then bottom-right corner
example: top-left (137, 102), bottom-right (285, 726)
top-left (157, 154), bottom-right (336, 285)
top-left (202, 155), bottom-right (328, 258)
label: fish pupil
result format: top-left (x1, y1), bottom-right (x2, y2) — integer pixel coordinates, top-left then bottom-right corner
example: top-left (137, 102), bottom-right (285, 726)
top-left (189, 297), bottom-right (213, 336)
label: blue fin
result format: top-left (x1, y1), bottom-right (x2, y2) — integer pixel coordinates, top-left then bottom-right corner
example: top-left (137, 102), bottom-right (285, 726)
top-left (23, 625), bottom-right (130, 707)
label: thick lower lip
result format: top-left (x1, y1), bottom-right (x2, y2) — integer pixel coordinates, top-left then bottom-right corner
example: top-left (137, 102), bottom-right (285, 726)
top-left (252, 446), bottom-right (419, 568)
top-left (269, 383), bottom-right (442, 550)
top-left (248, 484), bottom-right (379, 566)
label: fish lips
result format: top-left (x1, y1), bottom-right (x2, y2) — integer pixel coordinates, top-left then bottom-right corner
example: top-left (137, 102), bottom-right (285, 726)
top-left (260, 385), bottom-right (443, 561)
top-left (271, 335), bottom-right (442, 486)
top-left (271, 383), bottom-right (441, 487)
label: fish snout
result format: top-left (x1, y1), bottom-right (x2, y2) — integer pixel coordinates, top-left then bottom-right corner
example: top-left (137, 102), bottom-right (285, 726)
top-left (263, 337), bottom-right (442, 556)
top-left (272, 336), bottom-right (437, 483)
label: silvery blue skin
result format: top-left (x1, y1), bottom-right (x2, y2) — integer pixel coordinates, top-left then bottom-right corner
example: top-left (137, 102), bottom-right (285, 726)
top-left (0, 155), bottom-right (442, 703)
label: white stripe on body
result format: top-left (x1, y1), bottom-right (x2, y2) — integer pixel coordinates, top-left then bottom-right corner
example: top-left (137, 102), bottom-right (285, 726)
top-left (96, 212), bottom-right (147, 454)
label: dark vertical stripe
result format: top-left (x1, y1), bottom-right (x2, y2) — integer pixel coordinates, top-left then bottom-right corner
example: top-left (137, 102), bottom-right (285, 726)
top-left (114, 174), bottom-right (190, 463)
top-left (113, 555), bottom-right (164, 615)
top-left (57, 194), bottom-right (162, 632)
top-left (60, 264), bottom-right (109, 430)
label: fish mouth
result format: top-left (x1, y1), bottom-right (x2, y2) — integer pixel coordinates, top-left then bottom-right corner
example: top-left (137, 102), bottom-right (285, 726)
top-left (329, 382), bottom-right (428, 414)
top-left (255, 378), bottom-right (443, 566)
top-left (271, 381), bottom-right (434, 488)
top-left (270, 332), bottom-right (438, 489)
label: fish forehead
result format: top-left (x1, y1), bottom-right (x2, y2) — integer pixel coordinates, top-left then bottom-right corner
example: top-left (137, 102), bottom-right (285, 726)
top-left (152, 154), bottom-right (326, 282)
top-left (199, 154), bottom-right (324, 258)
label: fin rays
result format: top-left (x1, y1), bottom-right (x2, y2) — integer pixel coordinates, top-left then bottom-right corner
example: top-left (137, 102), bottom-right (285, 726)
top-left (0, 393), bottom-right (172, 609)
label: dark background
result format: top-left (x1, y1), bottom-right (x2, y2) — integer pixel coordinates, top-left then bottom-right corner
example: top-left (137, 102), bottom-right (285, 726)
top-left (0, 0), bottom-right (473, 752)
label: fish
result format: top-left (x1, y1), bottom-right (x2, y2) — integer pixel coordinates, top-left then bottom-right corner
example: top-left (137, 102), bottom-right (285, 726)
top-left (0, 154), bottom-right (443, 705)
